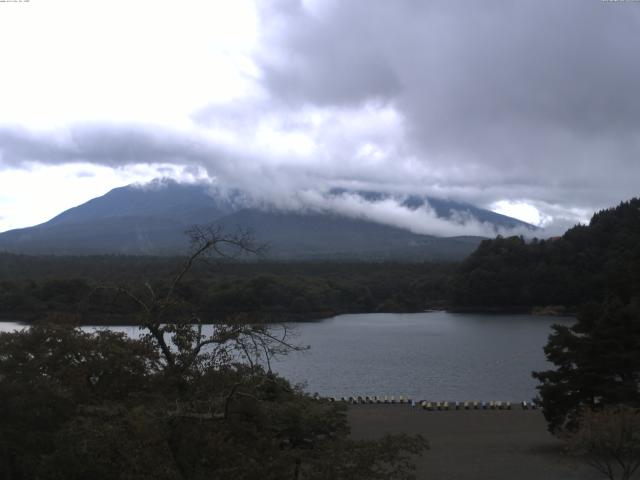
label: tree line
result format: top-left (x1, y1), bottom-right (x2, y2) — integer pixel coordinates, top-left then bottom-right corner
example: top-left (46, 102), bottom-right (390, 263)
top-left (0, 257), bottom-right (454, 324)
top-left (450, 198), bottom-right (640, 311)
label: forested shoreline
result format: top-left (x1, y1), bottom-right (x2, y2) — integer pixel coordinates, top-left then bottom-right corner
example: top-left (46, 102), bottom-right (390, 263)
top-left (2, 199), bottom-right (638, 325)
top-left (0, 256), bottom-right (455, 324)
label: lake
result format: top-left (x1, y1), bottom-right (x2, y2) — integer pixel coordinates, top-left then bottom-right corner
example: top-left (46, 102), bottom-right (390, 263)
top-left (0, 312), bottom-right (572, 402)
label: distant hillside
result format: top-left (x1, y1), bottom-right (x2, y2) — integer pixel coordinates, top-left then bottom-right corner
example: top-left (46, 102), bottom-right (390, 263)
top-left (450, 198), bottom-right (640, 310)
top-left (0, 180), bottom-right (533, 260)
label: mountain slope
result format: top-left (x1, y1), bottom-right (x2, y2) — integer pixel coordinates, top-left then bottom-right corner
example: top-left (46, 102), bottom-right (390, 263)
top-left (0, 180), bottom-right (532, 259)
top-left (45, 179), bottom-right (233, 227)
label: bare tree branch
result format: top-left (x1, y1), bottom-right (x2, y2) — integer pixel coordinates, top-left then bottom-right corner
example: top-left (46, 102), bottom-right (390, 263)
top-left (94, 224), bottom-right (302, 381)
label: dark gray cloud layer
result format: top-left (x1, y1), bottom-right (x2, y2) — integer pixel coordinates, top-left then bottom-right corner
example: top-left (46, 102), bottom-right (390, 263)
top-left (257, 0), bottom-right (640, 209)
top-left (0, 124), bottom-right (218, 167)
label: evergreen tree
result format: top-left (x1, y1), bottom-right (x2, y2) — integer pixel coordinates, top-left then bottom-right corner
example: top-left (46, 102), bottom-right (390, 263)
top-left (451, 197), bottom-right (640, 310)
top-left (533, 299), bottom-right (640, 433)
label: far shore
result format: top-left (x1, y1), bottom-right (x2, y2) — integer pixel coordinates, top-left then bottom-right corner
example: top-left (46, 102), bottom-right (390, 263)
top-left (0, 310), bottom-right (339, 326)
top-left (348, 405), bottom-right (598, 480)
top-left (0, 306), bottom-right (575, 327)
top-left (446, 305), bottom-right (576, 317)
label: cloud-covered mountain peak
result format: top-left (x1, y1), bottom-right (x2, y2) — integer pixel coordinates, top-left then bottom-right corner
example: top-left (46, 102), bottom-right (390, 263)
top-left (0, 179), bottom-right (536, 259)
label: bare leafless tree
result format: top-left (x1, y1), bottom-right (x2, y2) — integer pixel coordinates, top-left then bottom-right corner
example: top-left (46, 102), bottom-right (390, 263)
top-left (100, 225), bottom-right (304, 381)
top-left (565, 405), bottom-right (640, 480)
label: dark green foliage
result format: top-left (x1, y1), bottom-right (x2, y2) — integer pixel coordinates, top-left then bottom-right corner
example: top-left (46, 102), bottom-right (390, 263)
top-left (0, 324), bottom-right (159, 479)
top-left (0, 258), bottom-right (454, 323)
top-left (0, 325), bottom-right (426, 479)
top-left (451, 198), bottom-right (640, 309)
top-left (533, 300), bottom-right (640, 433)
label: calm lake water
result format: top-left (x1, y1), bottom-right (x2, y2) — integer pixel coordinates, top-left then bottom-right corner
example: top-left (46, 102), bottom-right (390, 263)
top-left (0, 312), bottom-right (573, 401)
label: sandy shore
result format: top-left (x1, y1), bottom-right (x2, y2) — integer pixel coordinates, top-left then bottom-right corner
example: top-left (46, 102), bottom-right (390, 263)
top-left (348, 405), bottom-right (601, 480)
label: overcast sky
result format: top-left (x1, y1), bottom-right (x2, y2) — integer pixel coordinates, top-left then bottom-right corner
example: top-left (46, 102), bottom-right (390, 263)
top-left (1, 0), bottom-right (639, 235)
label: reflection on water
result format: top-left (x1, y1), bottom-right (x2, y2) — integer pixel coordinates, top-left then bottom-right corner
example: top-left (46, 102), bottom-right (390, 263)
top-left (0, 312), bottom-right (573, 401)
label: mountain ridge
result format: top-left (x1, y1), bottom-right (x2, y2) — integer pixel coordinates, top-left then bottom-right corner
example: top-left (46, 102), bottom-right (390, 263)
top-left (0, 179), bottom-right (534, 260)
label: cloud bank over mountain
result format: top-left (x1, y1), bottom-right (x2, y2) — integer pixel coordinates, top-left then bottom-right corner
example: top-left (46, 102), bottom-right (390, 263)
top-left (1, 0), bottom-right (638, 235)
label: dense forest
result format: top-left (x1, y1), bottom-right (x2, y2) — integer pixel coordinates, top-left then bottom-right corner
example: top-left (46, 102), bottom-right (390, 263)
top-left (450, 198), bottom-right (640, 311)
top-left (0, 255), bottom-right (454, 324)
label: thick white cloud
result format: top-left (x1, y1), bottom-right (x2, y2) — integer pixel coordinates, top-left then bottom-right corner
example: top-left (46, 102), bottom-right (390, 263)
top-left (0, 0), bottom-right (258, 127)
top-left (272, 191), bottom-right (528, 238)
